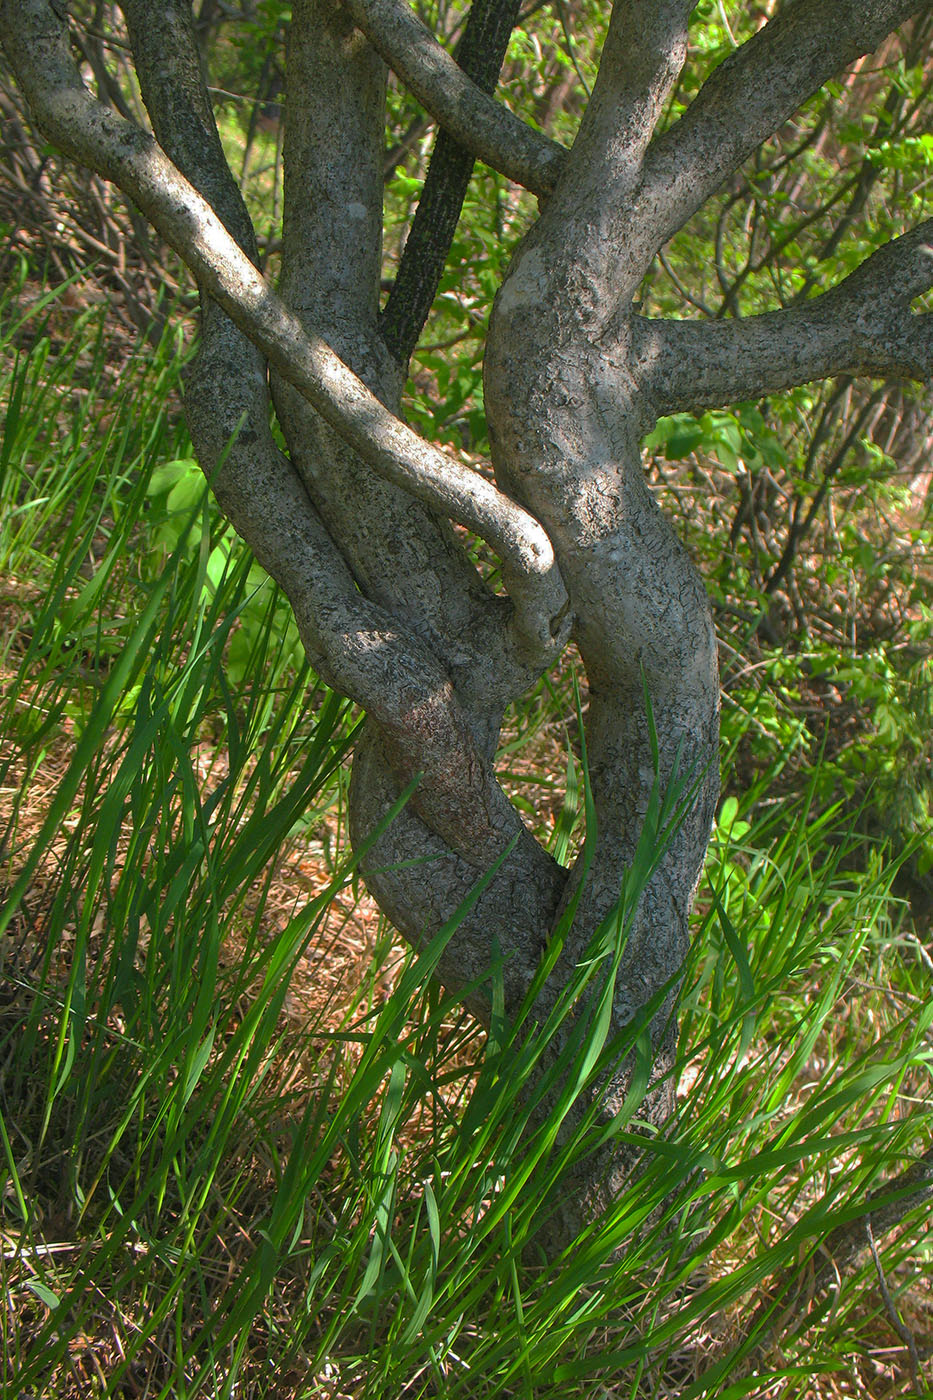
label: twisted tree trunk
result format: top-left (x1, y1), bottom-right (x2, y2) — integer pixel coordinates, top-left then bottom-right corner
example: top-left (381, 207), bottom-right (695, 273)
top-left (3, 0), bottom-right (932, 1253)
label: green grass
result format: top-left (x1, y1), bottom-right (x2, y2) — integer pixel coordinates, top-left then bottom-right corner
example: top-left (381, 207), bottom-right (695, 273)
top-left (1, 273), bottom-right (931, 1398)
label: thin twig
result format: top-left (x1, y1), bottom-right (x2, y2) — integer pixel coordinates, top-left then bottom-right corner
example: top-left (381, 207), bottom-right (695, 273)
top-left (865, 1219), bottom-right (925, 1397)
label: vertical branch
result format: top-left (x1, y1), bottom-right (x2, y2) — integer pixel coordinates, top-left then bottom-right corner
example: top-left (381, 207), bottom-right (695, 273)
top-left (500, 0), bottom-right (694, 325)
top-left (121, 0), bottom-right (257, 259)
top-left (274, 0), bottom-right (555, 706)
top-left (279, 0), bottom-right (390, 387)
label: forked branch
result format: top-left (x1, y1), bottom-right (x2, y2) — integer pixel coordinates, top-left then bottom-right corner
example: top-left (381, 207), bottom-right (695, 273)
top-left (342, 0), bottom-right (566, 196)
top-left (640, 0), bottom-right (932, 254)
top-left (380, 0), bottom-right (525, 364)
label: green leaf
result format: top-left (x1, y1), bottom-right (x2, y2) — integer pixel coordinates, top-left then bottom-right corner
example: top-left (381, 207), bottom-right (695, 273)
top-left (24, 1279), bottom-right (61, 1310)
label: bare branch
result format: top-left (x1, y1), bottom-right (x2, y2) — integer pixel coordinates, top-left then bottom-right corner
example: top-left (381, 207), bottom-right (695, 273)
top-left (380, 0), bottom-right (524, 365)
top-left (118, 0), bottom-right (427, 707)
top-left (17, 0), bottom-right (563, 886)
top-left (634, 222), bottom-right (933, 420)
top-left (0, 0), bottom-right (568, 664)
top-left (120, 0), bottom-right (257, 257)
top-left (576, 0), bottom-right (693, 175)
top-left (111, 2), bottom-right (535, 857)
top-left (342, 0), bottom-right (566, 196)
top-left (509, 0), bottom-right (693, 313)
top-left (279, 0), bottom-right (389, 379)
top-left (640, 0), bottom-right (932, 253)
top-left (271, 0), bottom-right (541, 716)
top-left (187, 316), bottom-right (561, 866)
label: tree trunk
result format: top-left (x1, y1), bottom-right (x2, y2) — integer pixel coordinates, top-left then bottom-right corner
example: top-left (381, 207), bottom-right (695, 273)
top-left (3, 0), bottom-right (932, 1256)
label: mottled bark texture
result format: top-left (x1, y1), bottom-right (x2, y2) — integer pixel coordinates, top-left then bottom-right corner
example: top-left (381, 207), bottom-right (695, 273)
top-left (4, 0), bottom-right (932, 1254)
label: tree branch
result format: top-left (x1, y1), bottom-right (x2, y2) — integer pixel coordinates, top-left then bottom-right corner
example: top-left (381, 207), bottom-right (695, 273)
top-left (0, 0), bottom-right (569, 666)
top-left (342, 0), bottom-right (566, 196)
top-left (109, 0), bottom-right (542, 860)
top-left (189, 343), bottom-right (565, 871)
top-left (575, 0), bottom-right (692, 176)
top-left (477, 2), bottom-right (693, 326)
top-left (279, 0), bottom-right (390, 384)
top-left (380, 0), bottom-right (524, 366)
top-left (120, 0), bottom-right (257, 258)
top-left (269, 0), bottom-right (545, 717)
top-left (634, 222), bottom-right (933, 420)
top-left (639, 0), bottom-right (932, 254)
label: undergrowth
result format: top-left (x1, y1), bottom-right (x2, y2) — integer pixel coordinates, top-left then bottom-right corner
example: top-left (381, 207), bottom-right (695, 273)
top-left (1, 274), bottom-right (931, 1399)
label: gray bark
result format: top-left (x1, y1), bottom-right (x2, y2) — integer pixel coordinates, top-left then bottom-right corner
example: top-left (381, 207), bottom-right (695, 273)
top-left (343, 0), bottom-right (566, 194)
top-left (3, 0), bottom-right (933, 1253)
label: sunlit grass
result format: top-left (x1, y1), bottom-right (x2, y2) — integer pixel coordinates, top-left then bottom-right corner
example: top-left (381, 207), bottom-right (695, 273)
top-left (1, 274), bottom-right (930, 1399)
